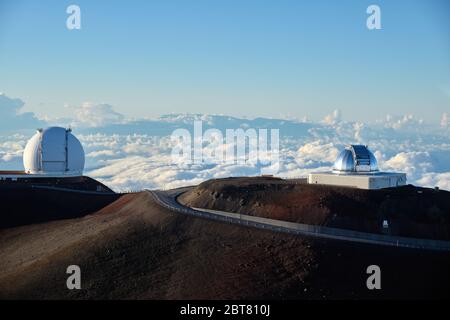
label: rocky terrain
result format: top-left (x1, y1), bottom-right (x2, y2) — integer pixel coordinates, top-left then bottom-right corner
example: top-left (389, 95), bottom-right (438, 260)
top-left (179, 177), bottom-right (450, 240)
top-left (0, 176), bottom-right (120, 228)
top-left (1, 190), bottom-right (449, 299)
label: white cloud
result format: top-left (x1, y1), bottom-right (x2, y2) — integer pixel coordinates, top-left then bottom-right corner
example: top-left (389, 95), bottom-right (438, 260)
top-left (417, 172), bottom-right (450, 190)
top-left (383, 151), bottom-right (433, 181)
top-left (1, 112), bottom-right (450, 191)
top-left (87, 150), bottom-right (115, 158)
top-left (0, 93), bottom-right (43, 130)
top-left (80, 127), bottom-right (449, 191)
top-left (70, 102), bottom-right (125, 128)
top-left (295, 141), bottom-right (340, 168)
top-left (382, 114), bottom-right (424, 130)
top-left (353, 122), bottom-right (364, 142)
top-left (322, 109), bottom-right (342, 125)
top-left (441, 112), bottom-right (449, 128)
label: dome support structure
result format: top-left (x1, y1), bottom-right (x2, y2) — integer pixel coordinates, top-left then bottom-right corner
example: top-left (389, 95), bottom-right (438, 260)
top-left (64, 128), bottom-right (70, 173)
top-left (309, 144), bottom-right (406, 190)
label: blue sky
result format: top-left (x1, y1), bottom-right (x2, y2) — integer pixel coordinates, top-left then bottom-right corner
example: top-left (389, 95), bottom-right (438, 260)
top-left (0, 0), bottom-right (449, 122)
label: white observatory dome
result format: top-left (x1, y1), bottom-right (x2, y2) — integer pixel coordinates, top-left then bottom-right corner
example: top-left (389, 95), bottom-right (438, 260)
top-left (23, 127), bottom-right (85, 176)
top-left (333, 145), bottom-right (378, 173)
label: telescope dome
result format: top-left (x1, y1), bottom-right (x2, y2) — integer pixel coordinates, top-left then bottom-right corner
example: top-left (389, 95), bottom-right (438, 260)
top-left (23, 127), bottom-right (85, 176)
top-left (333, 145), bottom-right (378, 173)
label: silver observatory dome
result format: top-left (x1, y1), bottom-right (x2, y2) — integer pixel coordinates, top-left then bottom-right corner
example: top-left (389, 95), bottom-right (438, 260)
top-left (333, 145), bottom-right (378, 173)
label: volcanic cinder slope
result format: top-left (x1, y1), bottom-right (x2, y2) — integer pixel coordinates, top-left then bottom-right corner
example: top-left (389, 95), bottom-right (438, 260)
top-left (1, 188), bottom-right (450, 299)
top-left (0, 176), bottom-right (120, 229)
top-left (179, 177), bottom-right (450, 240)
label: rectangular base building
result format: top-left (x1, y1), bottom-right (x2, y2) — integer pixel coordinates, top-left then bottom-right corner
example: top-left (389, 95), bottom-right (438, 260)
top-left (308, 172), bottom-right (407, 190)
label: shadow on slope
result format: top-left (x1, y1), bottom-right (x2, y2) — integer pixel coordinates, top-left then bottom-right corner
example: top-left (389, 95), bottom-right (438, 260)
top-left (0, 191), bottom-right (449, 299)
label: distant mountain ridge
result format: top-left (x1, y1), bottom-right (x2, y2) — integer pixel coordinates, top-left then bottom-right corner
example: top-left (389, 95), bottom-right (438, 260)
top-left (74, 113), bottom-right (318, 138)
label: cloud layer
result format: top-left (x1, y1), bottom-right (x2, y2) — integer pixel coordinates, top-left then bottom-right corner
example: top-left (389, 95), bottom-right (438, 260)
top-left (71, 115), bottom-right (450, 192)
top-left (0, 93), bottom-right (44, 131)
top-left (0, 96), bottom-right (449, 192)
top-left (71, 102), bottom-right (125, 128)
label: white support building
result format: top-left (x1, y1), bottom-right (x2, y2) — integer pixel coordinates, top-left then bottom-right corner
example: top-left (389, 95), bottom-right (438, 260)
top-left (308, 145), bottom-right (406, 190)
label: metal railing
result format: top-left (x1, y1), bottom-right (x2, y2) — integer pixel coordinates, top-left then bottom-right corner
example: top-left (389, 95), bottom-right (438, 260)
top-left (148, 189), bottom-right (450, 252)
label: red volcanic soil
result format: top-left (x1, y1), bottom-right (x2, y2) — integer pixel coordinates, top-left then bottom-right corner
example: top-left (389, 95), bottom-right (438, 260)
top-left (178, 177), bottom-right (450, 240)
top-left (1, 190), bottom-right (450, 299)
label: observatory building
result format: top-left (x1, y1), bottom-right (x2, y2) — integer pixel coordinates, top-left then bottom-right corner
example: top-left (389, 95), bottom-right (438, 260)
top-left (0, 127), bottom-right (117, 228)
top-left (0, 127), bottom-right (111, 192)
top-left (1, 127), bottom-right (85, 179)
top-left (308, 145), bottom-right (406, 190)
top-left (23, 127), bottom-right (85, 176)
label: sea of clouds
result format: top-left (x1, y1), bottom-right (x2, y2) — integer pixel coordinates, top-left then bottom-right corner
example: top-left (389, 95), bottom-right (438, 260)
top-left (1, 93), bottom-right (449, 191)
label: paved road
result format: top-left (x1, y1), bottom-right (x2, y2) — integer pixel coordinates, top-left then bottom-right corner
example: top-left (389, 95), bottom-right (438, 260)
top-left (148, 188), bottom-right (450, 252)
